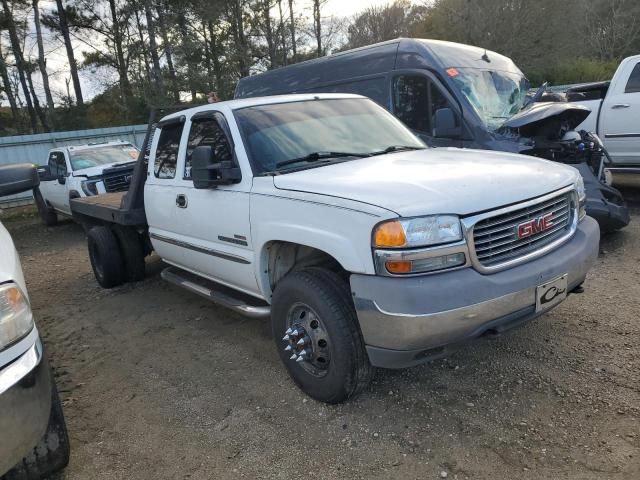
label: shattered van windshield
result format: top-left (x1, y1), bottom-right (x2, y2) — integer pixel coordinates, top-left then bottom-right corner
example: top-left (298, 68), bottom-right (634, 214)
top-left (449, 68), bottom-right (530, 131)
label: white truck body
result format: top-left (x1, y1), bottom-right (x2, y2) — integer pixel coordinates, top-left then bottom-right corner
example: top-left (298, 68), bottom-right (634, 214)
top-left (572, 55), bottom-right (640, 166)
top-left (73, 94), bottom-right (600, 402)
top-left (38, 141), bottom-right (139, 216)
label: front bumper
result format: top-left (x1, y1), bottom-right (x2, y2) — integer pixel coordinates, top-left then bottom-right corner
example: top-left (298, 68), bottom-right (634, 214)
top-left (0, 330), bottom-right (52, 476)
top-left (351, 216), bottom-right (600, 368)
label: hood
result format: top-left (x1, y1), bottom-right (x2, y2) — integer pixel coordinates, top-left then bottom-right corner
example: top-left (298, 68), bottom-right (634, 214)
top-left (0, 222), bottom-right (26, 293)
top-left (273, 149), bottom-right (578, 217)
top-left (72, 161), bottom-right (135, 179)
top-left (501, 102), bottom-right (591, 136)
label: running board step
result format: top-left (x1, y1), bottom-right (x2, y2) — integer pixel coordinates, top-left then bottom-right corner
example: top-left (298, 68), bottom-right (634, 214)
top-left (161, 266), bottom-right (271, 319)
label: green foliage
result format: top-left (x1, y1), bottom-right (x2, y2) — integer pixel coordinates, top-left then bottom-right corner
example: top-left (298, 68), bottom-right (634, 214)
top-left (528, 59), bottom-right (621, 87)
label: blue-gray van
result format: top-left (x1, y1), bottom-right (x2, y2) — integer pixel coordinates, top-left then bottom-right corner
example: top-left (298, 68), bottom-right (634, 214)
top-left (235, 38), bottom-right (629, 232)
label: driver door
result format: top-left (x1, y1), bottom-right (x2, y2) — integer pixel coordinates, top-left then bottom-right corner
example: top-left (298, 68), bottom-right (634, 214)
top-left (44, 151), bottom-right (70, 214)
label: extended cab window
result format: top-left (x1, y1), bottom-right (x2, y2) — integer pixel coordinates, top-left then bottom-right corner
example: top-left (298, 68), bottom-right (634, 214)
top-left (154, 122), bottom-right (184, 179)
top-left (184, 117), bottom-right (233, 179)
top-left (625, 63), bottom-right (640, 94)
top-left (393, 75), bottom-right (460, 137)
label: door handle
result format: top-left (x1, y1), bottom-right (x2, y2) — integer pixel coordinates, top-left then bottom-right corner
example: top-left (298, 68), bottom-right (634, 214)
top-left (176, 194), bottom-right (188, 208)
top-left (611, 103), bottom-right (630, 109)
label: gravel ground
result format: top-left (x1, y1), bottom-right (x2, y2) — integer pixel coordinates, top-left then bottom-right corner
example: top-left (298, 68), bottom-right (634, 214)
top-left (3, 194), bottom-right (639, 480)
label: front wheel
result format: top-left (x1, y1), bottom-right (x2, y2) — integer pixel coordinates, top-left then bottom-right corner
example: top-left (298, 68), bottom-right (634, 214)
top-left (271, 268), bottom-right (374, 403)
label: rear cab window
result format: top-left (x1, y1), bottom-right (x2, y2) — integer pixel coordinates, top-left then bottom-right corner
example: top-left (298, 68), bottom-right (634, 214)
top-left (624, 63), bottom-right (640, 94)
top-left (153, 122), bottom-right (185, 179)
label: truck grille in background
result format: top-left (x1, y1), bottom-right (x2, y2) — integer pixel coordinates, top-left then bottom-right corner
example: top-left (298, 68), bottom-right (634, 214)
top-left (472, 192), bottom-right (574, 268)
top-left (103, 172), bottom-right (133, 193)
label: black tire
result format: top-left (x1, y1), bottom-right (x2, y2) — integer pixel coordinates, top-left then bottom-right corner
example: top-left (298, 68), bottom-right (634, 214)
top-left (4, 380), bottom-right (70, 480)
top-left (87, 226), bottom-right (126, 288)
top-left (33, 188), bottom-right (57, 227)
top-left (113, 227), bottom-right (146, 282)
top-left (271, 268), bottom-right (374, 403)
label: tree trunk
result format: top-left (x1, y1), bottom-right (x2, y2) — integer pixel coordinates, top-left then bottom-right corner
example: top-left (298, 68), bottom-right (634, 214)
top-left (201, 22), bottom-right (214, 92)
top-left (32, 0), bottom-right (55, 119)
top-left (108, 0), bottom-right (132, 118)
top-left (313, 0), bottom-right (321, 57)
top-left (144, 0), bottom-right (164, 100)
top-left (176, 11), bottom-right (197, 101)
top-left (0, 43), bottom-right (19, 122)
top-left (231, 0), bottom-right (249, 77)
top-left (55, 0), bottom-right (83, 106)
top-left (208, 21), bottom-right (222, 95)
top-left (157, 1), bottom-right (179, 103)
top-left (1, 0), bottom-right (38, 132)
top-left (133, 7), bottom-right (152, 88)
top-left (277, 0), bottom-right (287, 66)
top-left (26, 68), bottom-right (50, 132)
top-left (288, 0), bottom-right (296, 61)
top-left (263, 0), bottom-right (276, 68)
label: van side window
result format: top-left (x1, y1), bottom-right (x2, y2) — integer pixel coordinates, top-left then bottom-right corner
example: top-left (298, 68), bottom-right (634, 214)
top-left (154, 122), bottom-right (184, 179)
top-left (625, 63), bottom-right (640, 94)
top-left (184, 117), bottom-right (233, 179)
top-left (393, 75), bottom-right (459, 137)
top-left (316, 77), bottom-right (386, 106)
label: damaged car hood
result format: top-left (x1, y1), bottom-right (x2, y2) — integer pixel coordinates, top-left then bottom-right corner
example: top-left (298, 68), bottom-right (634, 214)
top-left (501, 102), bottom-right (591, 133)
top-left (273, 148), bottom-right (578, 217)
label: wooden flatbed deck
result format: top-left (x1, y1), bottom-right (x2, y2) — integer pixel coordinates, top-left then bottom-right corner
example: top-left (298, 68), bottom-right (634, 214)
top-left (70, 191), bottom-right (146, 226)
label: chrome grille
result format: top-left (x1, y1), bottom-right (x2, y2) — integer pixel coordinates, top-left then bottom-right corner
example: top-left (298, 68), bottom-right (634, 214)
top-left (103, 172), bottom-right (133, 193)
top-left (472, 191), bottom-right (574, 268)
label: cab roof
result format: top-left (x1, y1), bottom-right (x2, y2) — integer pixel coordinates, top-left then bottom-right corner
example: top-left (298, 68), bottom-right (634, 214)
top-left (158, 93), bottom-right (366, 123)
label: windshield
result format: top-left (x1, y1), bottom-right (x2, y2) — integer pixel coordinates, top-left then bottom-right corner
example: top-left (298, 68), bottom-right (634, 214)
top-left (448, 68), bottom-right (530, 131)
top-left (234, 98), bottom-right (425, 174)
top-left (69, 144), bottom-right (139, 171)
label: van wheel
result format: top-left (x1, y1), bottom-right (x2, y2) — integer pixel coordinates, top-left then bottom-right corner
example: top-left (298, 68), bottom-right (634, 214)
top-left (114, 227), bottom-right (146, 282)
top-left (4, 379), bottom-right (70, 480)
top-left (271, 268), bottom-right (374, 403)
top-left (87, 226), bottom-right (126, 288)
top-left (33, 188), bottom-right (57, 226)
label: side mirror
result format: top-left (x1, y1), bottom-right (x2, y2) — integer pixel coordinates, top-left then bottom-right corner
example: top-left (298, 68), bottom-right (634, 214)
top-left (434, 107), bottom-right (462, 138)
top-left (57, 174), bottom-right (66, 185)
top-left (37, 165), bottom-right (58, 182)
top-left (191, 146), bottom-right (241, 189)
top-left (0, 163), bottom-right (40, 197)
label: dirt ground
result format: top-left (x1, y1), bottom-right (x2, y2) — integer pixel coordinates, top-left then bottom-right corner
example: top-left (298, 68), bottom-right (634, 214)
top-left (3, 194), bottom-right (639, 480)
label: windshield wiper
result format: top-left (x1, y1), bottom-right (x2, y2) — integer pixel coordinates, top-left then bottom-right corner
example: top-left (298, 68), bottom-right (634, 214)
top-left (369, 145), bottom-right (426, 156)
top-left (275, 151), bottom-right (370, 169)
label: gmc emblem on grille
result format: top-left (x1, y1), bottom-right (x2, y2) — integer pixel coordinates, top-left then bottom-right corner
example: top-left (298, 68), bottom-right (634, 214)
top-left (517, 212), bottom-right (553, 239)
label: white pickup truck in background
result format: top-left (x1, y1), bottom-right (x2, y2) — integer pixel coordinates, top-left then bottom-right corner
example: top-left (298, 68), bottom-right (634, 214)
top-left (566, 55), bottom-right (640, 171)
top-left (35, 141), bottom-right (139, 225)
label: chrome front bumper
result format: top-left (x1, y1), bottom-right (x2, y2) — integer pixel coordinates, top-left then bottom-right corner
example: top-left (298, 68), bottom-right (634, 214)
top-left (351, 216), bottom-right (600, 368)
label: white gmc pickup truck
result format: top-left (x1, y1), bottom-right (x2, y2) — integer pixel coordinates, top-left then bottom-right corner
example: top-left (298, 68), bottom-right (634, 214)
top-left (70, 94), bottom-right (600, 403)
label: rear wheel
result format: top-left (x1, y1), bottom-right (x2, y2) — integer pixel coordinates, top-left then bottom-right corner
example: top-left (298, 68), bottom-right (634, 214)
top-left (87, 226), bottom-right (126, 288)
top-left (33, 188), bottom-right (57, 227)
top-left (271, 268), bottom-right (373, 403)
top-left (114, 227), bottom-right (146, 282)
top-left (4, 378), bottom-right (70, 480)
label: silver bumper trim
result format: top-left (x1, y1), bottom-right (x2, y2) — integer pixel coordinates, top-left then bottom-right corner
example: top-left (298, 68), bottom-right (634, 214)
top-left (0, 340), bottom-right (42, 396)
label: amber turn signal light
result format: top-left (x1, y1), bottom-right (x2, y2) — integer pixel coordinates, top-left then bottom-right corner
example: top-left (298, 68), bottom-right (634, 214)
top-left (373, 221), bottom-right (407, 248)
top-left (385, 260), bottom-right (412, 274)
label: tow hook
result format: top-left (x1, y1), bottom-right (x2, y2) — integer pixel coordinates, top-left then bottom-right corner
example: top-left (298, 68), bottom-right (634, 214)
top-left (570, 284), bottom-right (585, 294)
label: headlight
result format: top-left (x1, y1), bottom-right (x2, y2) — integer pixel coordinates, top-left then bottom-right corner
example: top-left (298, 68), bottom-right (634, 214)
top-left (575, 176), bottom-right (586, 220)
top-left (0, 283), bottom-right (34, 351)
top-left (81, 179), bottom-right (99, 196)
top-left (373, 215), bottom-right (462, 248)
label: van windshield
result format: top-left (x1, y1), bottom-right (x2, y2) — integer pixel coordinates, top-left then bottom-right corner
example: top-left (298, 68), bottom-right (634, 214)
top-left (448, 68), bottom-right (530, 131)
top-left (234, 98), bottom-right (425, 174)
top-left (69, 144), bottom-right (139, 171)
